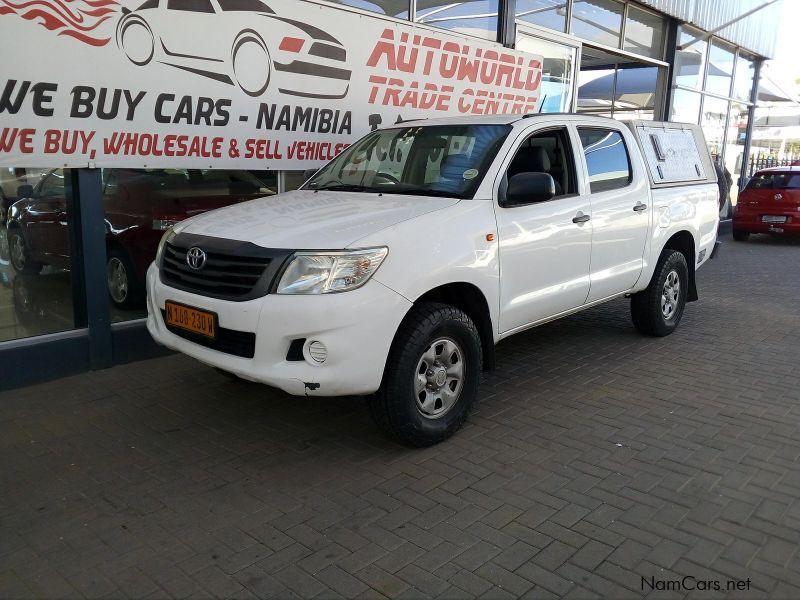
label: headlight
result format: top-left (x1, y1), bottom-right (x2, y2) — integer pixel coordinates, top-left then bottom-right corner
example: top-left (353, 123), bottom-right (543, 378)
top-left (276, 247), bottom-right (388, 294)
top-left (154, 227), bottom-right (176, 268)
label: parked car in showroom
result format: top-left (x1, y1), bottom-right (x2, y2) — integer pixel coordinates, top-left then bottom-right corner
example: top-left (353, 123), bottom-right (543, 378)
top-left (733, 167), bottom-right (800, 241)
top-left (7, 168), bottom-right (274, 308)
top-left (146, 114), bottom-right (720, 446)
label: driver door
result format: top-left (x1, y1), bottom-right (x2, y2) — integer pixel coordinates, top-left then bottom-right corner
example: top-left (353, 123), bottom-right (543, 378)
top-left (495, 125), bottom-right (593, 333)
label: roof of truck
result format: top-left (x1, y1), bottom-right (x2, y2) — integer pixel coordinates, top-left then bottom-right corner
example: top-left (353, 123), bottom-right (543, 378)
top-left (389, 113), bottom-right (619, 128)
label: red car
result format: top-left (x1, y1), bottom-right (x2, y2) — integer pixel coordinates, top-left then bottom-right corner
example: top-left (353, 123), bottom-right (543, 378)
top-left (6, 169), bottom-right (275, 308)
top-left (733, 167), bottom-right (800, 241)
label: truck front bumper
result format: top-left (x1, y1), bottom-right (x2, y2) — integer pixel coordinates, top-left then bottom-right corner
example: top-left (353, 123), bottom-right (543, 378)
top-left (146, 264), bottom-right (412, 396)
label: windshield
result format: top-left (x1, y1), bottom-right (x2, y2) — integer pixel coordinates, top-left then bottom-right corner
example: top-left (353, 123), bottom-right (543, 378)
top-left (305, 124), bottom-right (511, 199)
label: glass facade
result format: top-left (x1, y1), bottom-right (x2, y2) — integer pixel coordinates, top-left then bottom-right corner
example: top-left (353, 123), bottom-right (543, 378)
top-left (102, 169), bottom-right (277, 321)
top-left (570, 0), bottom-right (623, 49)
top-left (324, 0), bottom-right (409, 18)
top-left (0, 169), bottom-right (77, 342)
top-left (515, 34), bottom-right (576, 113)
top-left (670, 25), bottom-right (760, 211)
top-left (416, 0), bottom-right (500, 41)
top-left (624, 5), bottom-right (664, 59)
top-left (516, 0), bottom-right (567, 32)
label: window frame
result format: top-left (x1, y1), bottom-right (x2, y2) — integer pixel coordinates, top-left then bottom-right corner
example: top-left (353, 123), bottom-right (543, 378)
top-left (576, 125), bottom-right (633, 193)
top-left (498, 125), bottom-right (580, 207)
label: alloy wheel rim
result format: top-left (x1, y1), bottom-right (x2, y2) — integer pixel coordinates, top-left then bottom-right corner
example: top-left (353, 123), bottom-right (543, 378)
top-left (414, 337), bottom-right (465, 419)
top-left (107, 258), bottom-right (128, 303)
top-left (661, 270), bottom-right (680, 320)
top-left (10, 234), bottom-right (25, 269)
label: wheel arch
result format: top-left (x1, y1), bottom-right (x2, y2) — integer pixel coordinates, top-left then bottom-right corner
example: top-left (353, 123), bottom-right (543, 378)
top-left (662, 230), bottom-right (697, 302)
top-left (413, 282), bottom-right (495, 371)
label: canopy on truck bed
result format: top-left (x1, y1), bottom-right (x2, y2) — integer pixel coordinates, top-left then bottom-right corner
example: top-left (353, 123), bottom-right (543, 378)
top-left (624, 120), bottom-right (716, 188)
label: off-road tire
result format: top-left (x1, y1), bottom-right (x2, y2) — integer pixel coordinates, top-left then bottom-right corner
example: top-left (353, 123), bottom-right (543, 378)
top-left (370, 302), bottom-right (482, 447)
top-left (631, 250), bottom-right (689, 337)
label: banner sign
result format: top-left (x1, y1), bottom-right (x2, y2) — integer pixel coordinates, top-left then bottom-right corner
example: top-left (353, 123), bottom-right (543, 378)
top-left (0, 0), bottom-right (542, 169)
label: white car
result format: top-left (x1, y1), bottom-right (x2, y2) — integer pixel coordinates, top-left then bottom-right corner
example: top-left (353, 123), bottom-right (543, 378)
top-left (146, 114), bottom-right (720, 446)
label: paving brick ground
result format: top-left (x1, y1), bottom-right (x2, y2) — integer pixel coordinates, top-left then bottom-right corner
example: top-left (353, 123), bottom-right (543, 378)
top-left (2, 232), bottom-right (800, 599)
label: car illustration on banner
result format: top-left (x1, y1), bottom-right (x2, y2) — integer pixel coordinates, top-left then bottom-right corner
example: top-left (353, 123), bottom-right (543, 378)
top-left (116, 0), bottom-right (352, 99)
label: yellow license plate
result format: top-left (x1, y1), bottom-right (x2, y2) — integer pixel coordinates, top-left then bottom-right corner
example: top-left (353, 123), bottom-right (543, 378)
top-left (165, 301), bottom-right (216, 339)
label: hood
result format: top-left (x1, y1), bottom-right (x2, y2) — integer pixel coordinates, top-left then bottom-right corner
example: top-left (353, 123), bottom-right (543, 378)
top-left (178, 190), bottom-right (460, 249)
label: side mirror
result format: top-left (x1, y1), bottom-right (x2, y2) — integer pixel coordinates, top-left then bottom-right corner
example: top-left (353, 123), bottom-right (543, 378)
top-left (16, 184), bottom-right (34, 199)
top-left (302, 168), bottom-right (318, 183)
top-left (503, 172), bottom-right (555, 207)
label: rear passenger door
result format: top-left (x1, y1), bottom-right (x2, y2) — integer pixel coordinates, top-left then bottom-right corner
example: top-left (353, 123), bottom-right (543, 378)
top-left (575, 126), bottom-right (650, 302)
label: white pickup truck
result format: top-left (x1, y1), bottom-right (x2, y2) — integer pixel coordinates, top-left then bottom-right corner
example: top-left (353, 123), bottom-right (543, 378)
top-left (146, 114), bottom-right (720, 446)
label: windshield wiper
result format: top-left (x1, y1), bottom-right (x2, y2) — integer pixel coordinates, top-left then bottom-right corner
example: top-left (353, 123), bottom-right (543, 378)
top-left (377, 187), bottom-right (463, 199)
top-left (312, 183), bottom-right (372, 192)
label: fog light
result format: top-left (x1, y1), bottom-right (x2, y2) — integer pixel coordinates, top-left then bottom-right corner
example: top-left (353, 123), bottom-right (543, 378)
top-left (308, 341), bottom-right (327, 363)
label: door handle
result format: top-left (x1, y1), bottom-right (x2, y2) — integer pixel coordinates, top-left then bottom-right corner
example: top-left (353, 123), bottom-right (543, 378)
top-left (572, 212), bottom-right (590, 224)
top-left (633, 202), bottom-right (647, 212)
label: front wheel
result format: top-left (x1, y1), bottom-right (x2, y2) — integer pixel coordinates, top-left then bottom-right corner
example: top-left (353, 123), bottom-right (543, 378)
top-left (630, 250), bottom-right (688, 337)
top-left (8, 229), bottom-right (41, 275)
top-left (107, 248), bottom-right (143, 309)
top-left (369, 302), bottom-right (482, 447)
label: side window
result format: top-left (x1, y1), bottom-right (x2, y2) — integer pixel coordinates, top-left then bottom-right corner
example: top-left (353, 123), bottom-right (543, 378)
top-left (167, 0), bottom-right (214, 12)
top-left (577, 128), bottom-right (632, 193)
top-left (38, 170), bottom-right (65, 197)
top-left (138, 0), bottom-right (158, 9)
top-left (505, 127), bottom-right (576, 197)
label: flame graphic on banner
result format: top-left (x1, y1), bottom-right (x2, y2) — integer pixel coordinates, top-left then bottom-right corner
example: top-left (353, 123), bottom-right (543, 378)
top-left (0, 0), bottom-right (120, 46)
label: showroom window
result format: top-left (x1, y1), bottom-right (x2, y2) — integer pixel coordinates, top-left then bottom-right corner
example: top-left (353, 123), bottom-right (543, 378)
top-left (516, 0), bottom-right (567, 33)
top-left (570, 0), bottom-right (623, 49)
top-left (0, 168), bottom-right (78, 342)
top-left (324, 0), bottom-right (409, 19)
top-left (623, 5), bottom-right (664, 59)
top-left (515, 32), bottom-right (577, 112)
top-left (416, 0), bottom-right (499, 42)
top-left (669, 27), bottom-right (760, 211)
top-left (674, 26), bottom-right (707, 90)
top-left (733, 52), bottom-right (757, 102)
top-left (283, 171), bottom-right (308, 192)
top-left (705, 40), bottom-right (735, 98)
top-left (103, 169), bottom-right (277, 322)
top-left (670, 88), bottom-right (702, 124)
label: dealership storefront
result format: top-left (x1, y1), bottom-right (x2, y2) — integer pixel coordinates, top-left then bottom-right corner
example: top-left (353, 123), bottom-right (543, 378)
top-left (0, 0), bottom-right (780, 389)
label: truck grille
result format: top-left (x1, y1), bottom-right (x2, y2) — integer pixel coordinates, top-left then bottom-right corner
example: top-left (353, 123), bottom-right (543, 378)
top-left (158, 233), bottom-right (293, 301)
top-left (162, 243), bottom-right (270, 299)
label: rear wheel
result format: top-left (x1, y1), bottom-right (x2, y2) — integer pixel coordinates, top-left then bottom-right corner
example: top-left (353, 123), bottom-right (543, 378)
top-left (631, 250), bottom-right (688, 337)
top-left (8, 229), bottom-right (41, 275)
top-left (732, 230), bottom-right (750, 242)
top-left (369, 302), bottom-right (482, 447)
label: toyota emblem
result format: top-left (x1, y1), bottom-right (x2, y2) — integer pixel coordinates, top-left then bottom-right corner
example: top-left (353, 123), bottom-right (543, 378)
top-left (186, 247), bottom-right (207, 270)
